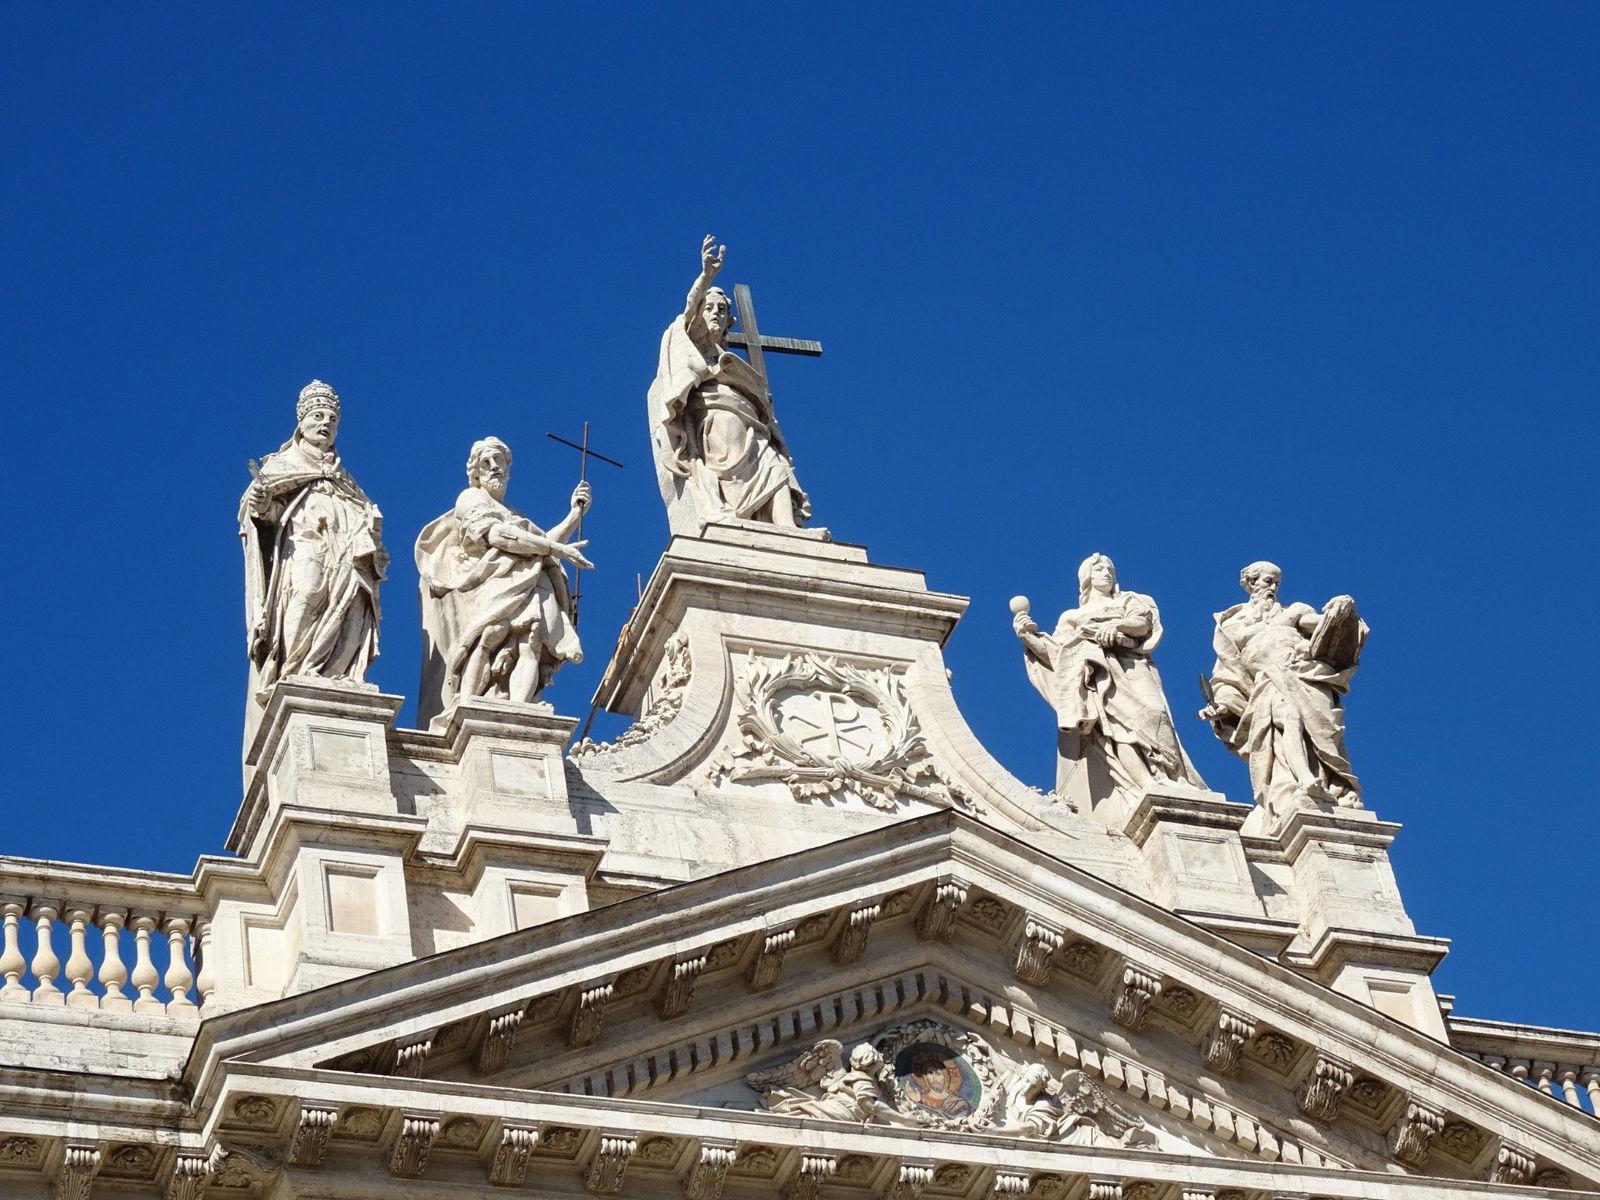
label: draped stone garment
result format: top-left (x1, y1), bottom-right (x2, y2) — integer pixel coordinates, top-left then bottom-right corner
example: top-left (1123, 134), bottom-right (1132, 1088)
top-left (414, 486), bottom-right (580, 727)
top-left (1209, 600), bottom-right (1364, 809)
top-left (648, 312), bottom-right (810, 526)
top-left (239, 439), bottom-right (384, 726)
top-left (1021, 590), bottom-right (1203, 788)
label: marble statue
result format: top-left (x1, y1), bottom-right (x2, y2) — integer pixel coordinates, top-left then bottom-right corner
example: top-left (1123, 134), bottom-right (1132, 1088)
top-left (415, 437), bottom-right (593, 727)
top-left (746, 1040), bottom-right (896, 1123)
top-left (1011, 553), bottom-right (1204, 799)
top-left (1199, 561), bottom-right (1367, 819)
top-left (648, 235), bottom-right (810, 533)
top-left (240, 380), bottom-right (386, 711)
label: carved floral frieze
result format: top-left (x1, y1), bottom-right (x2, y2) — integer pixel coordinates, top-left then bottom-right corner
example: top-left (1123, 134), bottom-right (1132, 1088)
top-left (710, 653), bottom-right (975, 812)
top-left (573, 633), bottom-right (692, 758)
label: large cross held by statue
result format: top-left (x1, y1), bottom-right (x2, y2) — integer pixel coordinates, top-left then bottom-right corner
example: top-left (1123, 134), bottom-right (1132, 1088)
top-left (725, 282), bottom-right (823, 395)
top-left (545, 421), bottom-right (624, 622)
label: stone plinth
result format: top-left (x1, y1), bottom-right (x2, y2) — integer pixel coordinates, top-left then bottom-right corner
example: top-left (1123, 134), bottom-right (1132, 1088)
top-left (1123, 786), bottom-right (1295, 958)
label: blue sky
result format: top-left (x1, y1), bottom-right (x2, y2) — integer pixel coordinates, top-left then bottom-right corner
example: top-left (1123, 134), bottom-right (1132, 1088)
top-left (4, 5), bottom-right (1596, 1029)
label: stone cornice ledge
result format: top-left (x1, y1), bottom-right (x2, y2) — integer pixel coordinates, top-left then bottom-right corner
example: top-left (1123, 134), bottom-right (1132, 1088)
top-left (1287, 926), bottom-right (1453, 982)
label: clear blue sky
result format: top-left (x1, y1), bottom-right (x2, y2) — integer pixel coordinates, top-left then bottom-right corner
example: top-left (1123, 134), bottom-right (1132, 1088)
top-left (4, 5), bottom-right (1595, 1030)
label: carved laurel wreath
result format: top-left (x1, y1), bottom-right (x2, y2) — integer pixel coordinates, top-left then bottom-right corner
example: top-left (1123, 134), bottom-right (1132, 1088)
top-left (871, 1019), bottom-right (1002, 1131)
top-left (712, 652), bottom-right (974, 813)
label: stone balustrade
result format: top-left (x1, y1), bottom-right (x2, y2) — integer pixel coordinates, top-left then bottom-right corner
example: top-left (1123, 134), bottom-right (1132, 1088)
top-left (1450, 1014), bottom-right (1600, 1118)
top-left (0, 856), bottom-right (210, 1017)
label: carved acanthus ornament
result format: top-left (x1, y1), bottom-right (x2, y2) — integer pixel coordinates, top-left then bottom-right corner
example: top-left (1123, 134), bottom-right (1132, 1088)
top-left (747, 929), bottom-right (794, 990)
top-left (574, 633), bottom-right (692, 757)
top-left (165, 1151), bottom-right (219, 1200)
top-left (388, 1116), bottom-right (439, 1178)
top-left (55, 1145), bottom-right (103, 1200)
top-left (1202, 1009), bottom-right (1257, 1076)
top-left (1110, 965), bottom-right (1162, 1031)
top-left (831, 902), bottom-right (881, 965)
top-left (682, 1141), bottom-right (736, 1200)
top-left (1296, 1053), bottom-right (1353, 1123)
top-left (289, 1107), bottom-right (336, 1168)
top-left (989, 1172), bottom-right (1031, 1200)
top-left (569, 981), bottom-right (614, 1048)
top-left (656, 953), bottom-right (708, 1019)
top-left (1012, 919), bottom-right (1065, 985)
top-left (476, 1006), bottom-right (524, 1073)
top-left (489, 1126), bottom-right (539, 1187)
top-left (1389, 1099), bottom-right (1444, 1168)
top-left (889, 1160), bottom-right (934, 1200)
top-left (786, 1154), bottom-right (838, 1200)
top-left (916, 879), bottom-right (968, 942)
top-left (712, 653), bottom-right (974, 812)
top-left (1489, 1142), bottom-right (1536, 1186)
top-left (586, 1135), bottom-right (638, 1194)
top-left (393, 1035), bottom-right (433, 1078)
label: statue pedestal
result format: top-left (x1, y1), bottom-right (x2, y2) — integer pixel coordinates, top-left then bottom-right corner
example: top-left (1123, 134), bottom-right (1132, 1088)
top-left (1123, 785), bottom-right (1297, 958)
top-left (1267, 804), bottom-right (1449, 1037)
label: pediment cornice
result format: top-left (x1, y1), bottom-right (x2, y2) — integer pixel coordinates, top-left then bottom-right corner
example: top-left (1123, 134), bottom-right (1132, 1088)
top-left (179, 812), bottom-right (1598, 1191)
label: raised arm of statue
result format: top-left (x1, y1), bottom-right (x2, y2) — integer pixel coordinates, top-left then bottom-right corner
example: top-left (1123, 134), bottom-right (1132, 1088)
top-left (683, 234), bottom-right (726, 327)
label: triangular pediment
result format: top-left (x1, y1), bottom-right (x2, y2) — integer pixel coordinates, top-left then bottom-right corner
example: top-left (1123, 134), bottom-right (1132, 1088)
top-left (190, 812), bottom-right (1600, 1194)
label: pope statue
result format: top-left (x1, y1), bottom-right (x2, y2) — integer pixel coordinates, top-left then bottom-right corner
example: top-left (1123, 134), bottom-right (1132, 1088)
top-left (415, 437), bottom-right (593, 727)
top-left (240, 380), bottom-right (387, 732)
top-left (648, 235), bottom-right (810, 533)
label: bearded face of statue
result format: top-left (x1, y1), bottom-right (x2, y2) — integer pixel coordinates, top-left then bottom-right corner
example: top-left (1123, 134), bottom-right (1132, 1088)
top-left (471, 448), bottom-right (512, 501)
top-left (298, 405), bottom-right (339, 451)
top-left (1243, 563), bottom-right (1281, 606)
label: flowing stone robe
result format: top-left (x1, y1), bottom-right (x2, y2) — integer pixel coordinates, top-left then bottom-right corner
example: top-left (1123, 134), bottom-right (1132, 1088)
top-left (1207, 599), bottom-right (1365, 814)
top-left (648, 312), bottom-right (810, 532)
top-left (1022, 590), bottom-right (1203, 795)
top-left (414, 485), bottom-right (581, 727)
top-left (240, 439), bottom-right (384, 728)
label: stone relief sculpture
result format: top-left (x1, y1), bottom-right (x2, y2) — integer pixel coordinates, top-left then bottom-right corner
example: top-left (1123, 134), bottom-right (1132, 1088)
top-left (1199, 561), bottom-right (1367, 820)
top-left (746, 1021), bottom-right (1156, 1148)
top-left (648, 235), bottom-right (810, 533)
top-left (1011, 554), bottom-right (1204, 800)
top-left (240, 380), bottom-right (386, 719)
top-left (414, 437), bottom-right (593, 727)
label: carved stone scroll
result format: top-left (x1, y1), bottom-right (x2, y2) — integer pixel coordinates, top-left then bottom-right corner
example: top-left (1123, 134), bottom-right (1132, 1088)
top-left (488, 1126), bottom-right (539, 1187)
top-left (477, 1007), bottom-right (525, 1074)
top-left (1012, 918), bottom-right (1064, 985)
top-left (1389, 1099), bottom-right (1444, 1168)
top-left (389, 1115), bottom-right (439, 1178)
top-left (570, 981), bottom-right (615, 1048)
top-left (289, 1106), bottom-right (337, 1168)
top-left (1295, 1053), bottom-right (1353, 1123)
top-left (165, 1152), bottom-right (217, 1200)
top-left (587, 1135), bottom-right (638, 1195)
top-left (1203, 1009), bottom-right (1257, 1077)
top-left (55, 1144), bottom-right (103, 1200)
top-left (916, 879), bottom-right (968, 942)
top-left (682, 1141), bottom-right (737, 1200)
top-left (393, 1036), bottom-right (434, 1079)
top-left (889, 1159), bottom-right (934, 1200)
top-left (831, 903), bottom-right (882, 965)
top-left (656, 954), bottom-right (709, 1019)
top-left (747, 930), bottom-right (795, 991)
top-left (1110, 965), bottom-right (1162, 1031)
top-left (785, 1153), bottom-right (837, 1200)
top-left (1489, 1142), bottom-right (1535, 1186)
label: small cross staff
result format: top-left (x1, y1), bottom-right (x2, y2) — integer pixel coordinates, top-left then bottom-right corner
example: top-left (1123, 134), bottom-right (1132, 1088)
top-left (545, 421), bottom-right (624, 621)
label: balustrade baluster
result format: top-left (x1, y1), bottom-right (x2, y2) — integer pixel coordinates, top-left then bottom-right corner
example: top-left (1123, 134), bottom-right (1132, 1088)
top-left (63, 907), bottom-right (95, 1009)
top-left (193, 919), bottom-right (215, 1009)
top-left (98, 910), bottom-right (130, 1012)
top-left (130, 914), bottom-right (161, 1013)
top-left (1584, 1070), bottom-right (1600, 1113)
top-left (1533, 1062), bottom-right (1556, 1095)
top-left (1509, 1058), bottom-right (1530, 1085)
top-left (163, 918), bottom-right (195, 1011)
top-left (1558, 1068), bottom-right (1582, 1107)
top-left (0, 903), bottom-right (26, 1001)
top-left (30, 903), bottom-right (63, 1005)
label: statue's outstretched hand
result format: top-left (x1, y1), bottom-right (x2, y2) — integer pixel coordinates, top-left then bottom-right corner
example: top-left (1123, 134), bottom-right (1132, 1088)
top-left (570, 481), bottom-right (592, 512)
top-left (558, 539), bottom-right (594, 571)
top-left (1012, 612), bottom-right (1038, 637)
top-left (701, 234), bottom-right (725, 278)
